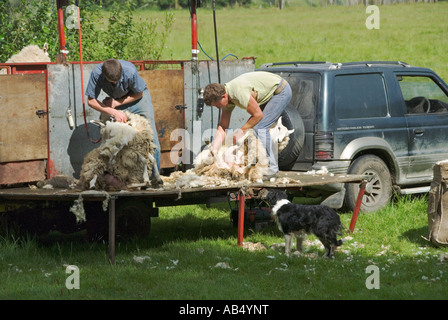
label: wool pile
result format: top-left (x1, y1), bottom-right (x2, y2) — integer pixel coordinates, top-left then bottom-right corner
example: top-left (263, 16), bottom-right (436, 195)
top-left (78, 111), bottom-right (161, 191)
top-left (162, 129), bottom-right (272, 189)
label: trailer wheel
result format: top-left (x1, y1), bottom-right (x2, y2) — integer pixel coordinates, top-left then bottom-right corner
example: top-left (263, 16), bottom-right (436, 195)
top-left (85, 199), bottom-right (152, 240)
top-left (10, 207), bottom-right (51, 236)
top-left (85, 202), bottom-right (108, 242)
top-left (115, 199), bottom-right (152, 239)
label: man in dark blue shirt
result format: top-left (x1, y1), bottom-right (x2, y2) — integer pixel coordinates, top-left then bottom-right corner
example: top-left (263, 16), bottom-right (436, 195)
top-left (85, 59), bottom-right (160, 172)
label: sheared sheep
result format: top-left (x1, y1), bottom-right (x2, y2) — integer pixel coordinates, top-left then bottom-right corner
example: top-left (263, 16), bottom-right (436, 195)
top-left (78, 111), bottom-right (162, 190)
top-left (194, 129), bottom-right (269, 183)
top-left (162, 117), bottom-right (295, 189)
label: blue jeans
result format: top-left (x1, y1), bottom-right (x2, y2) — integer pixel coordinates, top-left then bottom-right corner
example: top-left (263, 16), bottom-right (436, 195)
top-left (253, 81), bottom-right (292, 174)
top-left (117, 88), bottom-right (161, 173)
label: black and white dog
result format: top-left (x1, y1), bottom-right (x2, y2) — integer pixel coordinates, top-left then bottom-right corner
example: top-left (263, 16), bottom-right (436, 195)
top-left (264, 189), bottom-right (344, 258)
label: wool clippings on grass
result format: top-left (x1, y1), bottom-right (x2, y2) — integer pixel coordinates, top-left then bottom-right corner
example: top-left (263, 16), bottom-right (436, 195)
top-left (242, 242), bottom-right (267, 251)
top-left (166, 259), bottom-right (179, 270)
top-left (211, 262), bottom-right (238, 271)
top-left (133, 255), bottom-right (151, 263)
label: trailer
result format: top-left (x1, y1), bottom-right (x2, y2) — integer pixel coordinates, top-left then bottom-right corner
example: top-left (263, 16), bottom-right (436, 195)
top-left (0, 171), bottom-right (367, 264)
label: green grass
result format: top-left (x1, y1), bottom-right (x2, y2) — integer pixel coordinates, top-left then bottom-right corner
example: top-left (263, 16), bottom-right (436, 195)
top-left (1, 195), bottom-right (447, 300)
top-left (2, 3), bottom-right (448, 301)
top-left (150, 3), bottom-right (448, 79)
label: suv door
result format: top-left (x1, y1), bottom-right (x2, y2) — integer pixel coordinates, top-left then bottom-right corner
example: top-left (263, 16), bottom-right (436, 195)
top-left (396, 73), bottom-right (448, 181)
top-left (332, 72), bottom-right (409, 166)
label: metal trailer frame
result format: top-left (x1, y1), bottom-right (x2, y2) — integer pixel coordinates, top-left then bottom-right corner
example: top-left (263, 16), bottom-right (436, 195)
top-left (0, 172), bottom-right (367, 264)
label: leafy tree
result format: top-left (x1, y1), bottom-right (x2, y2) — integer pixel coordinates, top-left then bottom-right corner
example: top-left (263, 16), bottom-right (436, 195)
top-left (0, 0), bottom-right (174, 63)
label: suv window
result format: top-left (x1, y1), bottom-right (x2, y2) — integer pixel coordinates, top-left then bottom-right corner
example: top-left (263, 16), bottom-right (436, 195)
top-left (284, 73), bottom-right (320, 120)
top-left (335, 73), bottom-right (388, 119)
top-left (397, 75), bottom-right (448, 114)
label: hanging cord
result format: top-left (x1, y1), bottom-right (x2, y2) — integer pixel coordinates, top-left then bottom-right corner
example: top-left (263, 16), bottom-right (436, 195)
top-left (77, 4), bottom-right (101, 144)
top-left (198, 40), bottom-right (238, 61)
top-left (188, 1), bottom-right (237, 62)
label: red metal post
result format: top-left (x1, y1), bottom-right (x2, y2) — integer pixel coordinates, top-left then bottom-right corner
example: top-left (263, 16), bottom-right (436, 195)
top-left (190, 0), bottom-right (198, 60)
top-left (349, 181), bottom-right (367, 234)
top-left (237, 192), bottom-right (245, 246)
top-left (56, 0), bottom-right (67, 59)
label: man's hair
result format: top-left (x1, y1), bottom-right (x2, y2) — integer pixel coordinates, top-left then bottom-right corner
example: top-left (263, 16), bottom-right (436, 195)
top-left (203, 83), bottom-right (226, 105)
top-left (102, 59), bottom-right (122, 82)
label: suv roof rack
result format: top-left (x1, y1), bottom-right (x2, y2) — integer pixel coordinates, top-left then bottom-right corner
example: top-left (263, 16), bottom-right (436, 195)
top-left (331, 61), bottom-right (411, 69)
top-left (259, 61), bottom-right (331, 68)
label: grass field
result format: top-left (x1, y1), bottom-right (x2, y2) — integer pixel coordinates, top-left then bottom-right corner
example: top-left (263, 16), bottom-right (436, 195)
top-left (2, 3), bottom-right (448, 302)
top-left (151, 2), bottom-right (448, 79)
top-left (1, 195), bottom-right (448, 301)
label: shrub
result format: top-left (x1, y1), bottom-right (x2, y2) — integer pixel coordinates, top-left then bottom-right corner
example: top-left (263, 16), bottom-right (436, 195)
top-left (0, 0), bottom-right (174, 63)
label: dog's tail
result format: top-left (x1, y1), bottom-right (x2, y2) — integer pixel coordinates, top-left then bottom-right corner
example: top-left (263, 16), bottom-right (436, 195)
top-left (335, 222), bottom-right (345, 247)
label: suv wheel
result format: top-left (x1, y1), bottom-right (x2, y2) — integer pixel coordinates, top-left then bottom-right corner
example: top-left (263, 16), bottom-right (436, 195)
top-left (345, 154), bottom-right (392, 213)
top-left (278, 104), bottom-right (305, 170)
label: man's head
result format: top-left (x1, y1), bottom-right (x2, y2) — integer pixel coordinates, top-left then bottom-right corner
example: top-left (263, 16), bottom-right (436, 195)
top-left (203, 83), bottom-right (228, 108)
top-left (102, 59), bottom-right (122, 84)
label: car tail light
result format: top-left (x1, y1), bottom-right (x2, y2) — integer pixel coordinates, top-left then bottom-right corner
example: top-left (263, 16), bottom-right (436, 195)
top-left (315, 131), bottom-right (334, 160)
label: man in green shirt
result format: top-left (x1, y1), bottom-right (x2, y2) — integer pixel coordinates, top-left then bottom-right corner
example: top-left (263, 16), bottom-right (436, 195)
top-left (203, 71), bottom-right (292, 179)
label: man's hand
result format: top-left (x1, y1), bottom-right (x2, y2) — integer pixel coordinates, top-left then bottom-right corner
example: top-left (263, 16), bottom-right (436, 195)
top-left (111, 109), bottom-right (128, 123)
top-left (101, 97), bottom-right (127, 122)
top-left (102, 97), bottom-right (120, 108)
top-left (233, 129), bottom-right (245, 145)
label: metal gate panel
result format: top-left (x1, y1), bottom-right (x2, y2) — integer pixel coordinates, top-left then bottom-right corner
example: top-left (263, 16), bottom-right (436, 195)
top-left (139, 70), bottom-right (184, 168)
top-left (0, 74), bottom-right (47, 163)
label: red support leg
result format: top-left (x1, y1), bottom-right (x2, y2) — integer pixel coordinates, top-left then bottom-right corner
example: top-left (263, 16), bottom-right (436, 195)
top-left (349, 181), bottom-right (366, 234)
top-left (237, 192), bottom-right (245, 246)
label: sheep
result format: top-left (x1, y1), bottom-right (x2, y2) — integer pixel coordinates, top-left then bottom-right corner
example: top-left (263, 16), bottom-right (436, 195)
top-left (269, 116), bottom-right (295, 152)
top-left (77, 111), bottom-right (162, 191)
top-left (194, 129), bottom-right (269, 183)
top-left (162, 117), bottom-right (295, 189)
top-left (1, 44), bottom-right (50, 74)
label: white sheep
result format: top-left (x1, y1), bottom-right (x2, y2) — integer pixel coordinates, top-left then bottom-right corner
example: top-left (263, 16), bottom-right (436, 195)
top-left (194, 129), bottom-right (269, 184)
top-left (269, 116), bottom-right (295, 152)
top-left (162, 117), bottom-right (294, 189)
top-left (78, 111), bottom-right (162, 190)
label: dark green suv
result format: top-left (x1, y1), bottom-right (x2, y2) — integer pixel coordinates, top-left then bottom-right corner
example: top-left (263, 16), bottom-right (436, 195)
top-left (258, 61), bottom-right (448, 212)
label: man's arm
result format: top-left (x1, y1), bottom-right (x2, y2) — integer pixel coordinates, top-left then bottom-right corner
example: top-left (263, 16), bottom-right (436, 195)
top-left (103, 91), bottom-right (144, 108)
top-left (212, 108), bottom-right (232, 152)
top-left (87, 97), bottom-right (128, 123)
top-left (233, 95), bottom-right (263, 143)
top-left (88, 92), bottom-right (144, 123)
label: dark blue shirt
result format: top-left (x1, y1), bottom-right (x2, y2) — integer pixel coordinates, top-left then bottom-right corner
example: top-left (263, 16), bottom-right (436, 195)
top-left (85, 60), bottom-right (147, 100)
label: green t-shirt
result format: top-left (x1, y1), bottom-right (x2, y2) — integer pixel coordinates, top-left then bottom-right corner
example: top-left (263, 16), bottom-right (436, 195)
top-left (224, 71), bottom-right (282, 112)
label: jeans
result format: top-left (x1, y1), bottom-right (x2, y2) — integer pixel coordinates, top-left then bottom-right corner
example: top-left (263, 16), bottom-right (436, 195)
top-left (253, 81), bottom-right (292, 174)
top-left (117, 88), bottom-right (161, 173)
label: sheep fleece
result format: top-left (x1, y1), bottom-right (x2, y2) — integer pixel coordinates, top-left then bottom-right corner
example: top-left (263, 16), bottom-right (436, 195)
top-left (78, 111), bottom-right (156, 190)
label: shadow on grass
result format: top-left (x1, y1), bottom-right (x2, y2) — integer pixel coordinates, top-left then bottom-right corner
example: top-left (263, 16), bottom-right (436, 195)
top-left (401, 225), bottom-right (437, 248)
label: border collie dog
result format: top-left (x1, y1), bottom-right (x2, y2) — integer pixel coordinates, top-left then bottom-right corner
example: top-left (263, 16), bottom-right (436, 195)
top-left (265, 189), bottom-right (344, 258)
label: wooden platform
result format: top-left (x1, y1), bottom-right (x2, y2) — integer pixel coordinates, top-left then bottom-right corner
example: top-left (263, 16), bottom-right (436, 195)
top-left (0, 171), bottom-right (365, 201)
top-left (0, 171), bottom-right (368, 264)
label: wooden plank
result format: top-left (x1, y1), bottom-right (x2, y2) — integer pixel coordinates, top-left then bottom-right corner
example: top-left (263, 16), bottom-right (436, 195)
top-left (0, 160), bottom-right (45, 185)
top-left (0, 74), bottom-right (47, 163)
top-left (139, 70), bottom-right (185, 168)
top-left (0, 172), bottom-right (367, 200)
